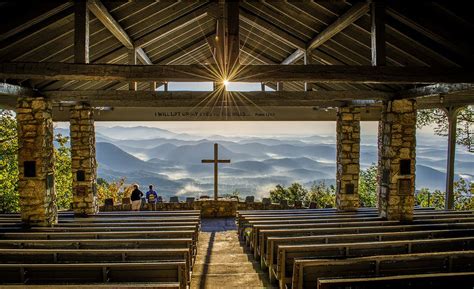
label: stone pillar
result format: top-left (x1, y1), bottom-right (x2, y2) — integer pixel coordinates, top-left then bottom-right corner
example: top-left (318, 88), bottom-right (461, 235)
top-left (336, 106), bottom-right (361, 211)
top-left (70, 104), bottom-right (98, 216)
top-left (17, 96), bottom-right (57, 226)
top-left (377, 99), bottom-right (416, 221)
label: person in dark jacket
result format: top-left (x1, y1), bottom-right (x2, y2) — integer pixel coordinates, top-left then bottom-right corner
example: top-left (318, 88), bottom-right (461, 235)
top-left (130, 184), bottom-right (143, 211)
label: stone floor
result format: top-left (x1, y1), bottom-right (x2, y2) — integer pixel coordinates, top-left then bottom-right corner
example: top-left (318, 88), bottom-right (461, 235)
top-left (191, 218), bottom-right (277, 289)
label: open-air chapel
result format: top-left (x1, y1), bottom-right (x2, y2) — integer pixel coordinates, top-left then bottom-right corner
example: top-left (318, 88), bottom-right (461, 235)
top-left (1, 0), bottom-right (474, 288)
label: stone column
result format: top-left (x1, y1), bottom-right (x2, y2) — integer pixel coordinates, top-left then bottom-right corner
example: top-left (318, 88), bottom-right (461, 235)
top-left (70, 103), bottom-right (98, 216)
top-left (377, 99), bottom-right (416, 221)
top-left (17, 96), bottom-right (57, 226)
top-left (336, 106), bottom-right (361, 211)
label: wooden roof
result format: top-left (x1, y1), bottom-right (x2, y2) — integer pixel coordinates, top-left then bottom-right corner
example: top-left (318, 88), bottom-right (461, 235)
top-left (0, 0), bottom-right (473, 118)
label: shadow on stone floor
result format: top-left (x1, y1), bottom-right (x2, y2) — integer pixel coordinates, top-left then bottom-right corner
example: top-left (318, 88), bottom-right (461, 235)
top-left (200, 218), bottom-right (237, 232)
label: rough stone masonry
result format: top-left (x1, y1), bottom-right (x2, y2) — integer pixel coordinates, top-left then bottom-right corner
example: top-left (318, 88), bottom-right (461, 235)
top-left (378, 99), bottom-right (417, 221)
top-left (17, 96), bottom-right (58, 226)
top-left (70, 103), bottom-right (98, 215)
top-left (336, 106), bottom-right (361, 211)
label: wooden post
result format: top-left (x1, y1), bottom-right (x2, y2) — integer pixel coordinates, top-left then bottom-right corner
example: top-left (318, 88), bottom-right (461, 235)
top-left (371, 0), bottom-right (386, 66)
top-left (128, 48), bottom-right (137, 91)
top-left (304, 50), bottom-right (311, 91)
top-left (226, 0), bottom-right (240, 74)
top-left (214, 143), bottom-right (218, 200)
top-left (74, 1), bottom-right (89, 64)
top-left (444, 106), bottom-right (462, 210)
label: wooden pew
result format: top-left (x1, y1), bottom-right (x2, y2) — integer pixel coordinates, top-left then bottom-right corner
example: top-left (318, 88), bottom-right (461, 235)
top-left (265, 227), bottom-right (474, 273)
top-left (292, 250), bottom-right (474, 289)
top-left (58, 217), bottom-right (200, 223)
top-left (29, 225), bottom-right (199, 233)
top-left (0, 262), bottom-right (187, 288)
top-left (0, 238), bottom-right (194, 251)
top-left (317, 272), bottom-right (474, 289)
top-left (254, 219), bottom-right (474, 259)
top-left (276, 236), bottom-right (474, 289)
top-left (0, 248), bottom-right (191, 283)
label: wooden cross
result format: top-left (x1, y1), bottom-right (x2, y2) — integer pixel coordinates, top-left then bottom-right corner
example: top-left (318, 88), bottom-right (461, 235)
top-left (201, 143), bottom-right (231, 200)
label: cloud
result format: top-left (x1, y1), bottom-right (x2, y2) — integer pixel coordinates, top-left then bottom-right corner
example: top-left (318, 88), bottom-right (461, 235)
top-left (254, 183), bottom-right (276, 200)
top-left (176, 184), bottom-right (205, 196)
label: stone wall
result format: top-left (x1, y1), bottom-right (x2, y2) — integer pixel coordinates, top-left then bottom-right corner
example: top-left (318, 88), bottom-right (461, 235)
top-left (17, 96), bottom-right (57, 226)
top-left (70, 104), bottom-right (98, 216)
top-left (377, 99), bottom-right (416, 221)
top-left (336, 106), bottom-right (360, 211)
top-left (100, 200), bottom-right (291, 217)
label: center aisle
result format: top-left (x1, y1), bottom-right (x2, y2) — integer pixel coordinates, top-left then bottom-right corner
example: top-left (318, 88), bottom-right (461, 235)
top-left (191, 218), bottom-right (277, 289)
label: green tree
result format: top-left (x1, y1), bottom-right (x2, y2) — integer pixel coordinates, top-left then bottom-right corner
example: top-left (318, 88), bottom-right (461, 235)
top-left (0, 110), bottom-right (19, 213)
top-left (359, 164), bottom-right (377, 207)
top-left (54, 134), bottom-right (72, 210)
top-left (417, 106), bottom-right (473, 152)
top-left (305, 181), bottom-right (335, 208)
top-left (269, 183), bottom-right (308, 206)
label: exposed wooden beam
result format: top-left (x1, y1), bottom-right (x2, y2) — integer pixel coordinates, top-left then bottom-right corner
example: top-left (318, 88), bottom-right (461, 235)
top-left (371, 0), bottom-right (386, 66)
top-left (307, 1), bottom-right (370, 52)
top-left (0, 82), bottom-right (37, 97)
top-left (226, 0), bottom-right (240, 72)
top-left (281, 49), bottom-right (304, 65)
top-left (136, 47), bottom-right (153, 65)
top-left (416, 95), bottom-right (474, 109)
top-left (87, 0), bottom-right (133, 49)
top-left (74, 1), bottom-right (89, 64)
top-left (2, 63), bottom-right (474, 84)
top-left (42, 90), bottom-right (390, 108)
top-left (397, 83), bottom-right (474, 99)
top-left (128, 49), bottom-right (137, 91)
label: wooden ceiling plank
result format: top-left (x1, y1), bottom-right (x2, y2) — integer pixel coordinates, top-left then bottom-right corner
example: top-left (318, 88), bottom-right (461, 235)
top-left (134, 4), bottom-right (215, 48)
top-left (239, 9), bottom-right (305, 50)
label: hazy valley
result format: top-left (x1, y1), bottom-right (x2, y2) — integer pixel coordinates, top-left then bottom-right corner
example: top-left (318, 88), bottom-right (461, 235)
top-left (56, 126), bottom-right (474, 200)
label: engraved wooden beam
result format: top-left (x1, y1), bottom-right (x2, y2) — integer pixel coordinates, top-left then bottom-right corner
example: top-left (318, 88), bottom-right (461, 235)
top-left (2, 63), bottom-right (474, 84)
top-left (43, 90), bottom-right (390, 107)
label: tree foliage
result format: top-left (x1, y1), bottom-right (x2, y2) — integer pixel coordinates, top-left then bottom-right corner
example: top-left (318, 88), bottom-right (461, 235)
top-left (417, 106), bottom-right (474, 152)
top-left (415, 178), bottom-right (474, 210)
top-left (359, 164), bottom-right (378, 207)
top-left (54, 134), bottom-right (72, 210)
top-left (0, 110), bottom-right (19, 213)
top-left (269, 182), bottom-right (335, 208)
top-left (96, 177), bottom-right (126, 205)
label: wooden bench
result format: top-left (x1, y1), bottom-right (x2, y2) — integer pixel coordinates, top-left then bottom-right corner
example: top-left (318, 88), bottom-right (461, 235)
top-left (0, 262), bottom-right (187, 289)
top-left (0, 238), bottom-right (194, 251)
top-left (276, 236), bottom-right (474, 289)
top-left (29, 225), bottom-right (199, 233)
top-left (317, 271), bottom-right (474, 289)
top-left (58, 217), bottom-right (201, 223)
top-left (292, 250), bottom-right (474, 289)
top-left (264, 227), bottom-right (474, 272)
top-left (256, 221), bottom-right (474, 260)
top-left (0, 284), bottom-right (181, 288)
top-left (0, 248), bottom-right (192, 283)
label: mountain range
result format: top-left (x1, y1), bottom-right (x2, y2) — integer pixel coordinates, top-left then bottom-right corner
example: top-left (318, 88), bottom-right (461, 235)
top-left (54, 126), bottom-right (474, 199)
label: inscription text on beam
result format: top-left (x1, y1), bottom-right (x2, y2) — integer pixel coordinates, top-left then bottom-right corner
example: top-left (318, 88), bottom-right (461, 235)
top-left (201, 143), bottom-right (231, 201)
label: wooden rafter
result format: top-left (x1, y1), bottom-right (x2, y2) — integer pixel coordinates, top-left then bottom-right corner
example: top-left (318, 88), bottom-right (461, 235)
top-left (371, 0), bottom-right (386, 66)
top-left (397, 83), bottom-right (474, 99)
top-left (74, 1), bottom-right (89, 64)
